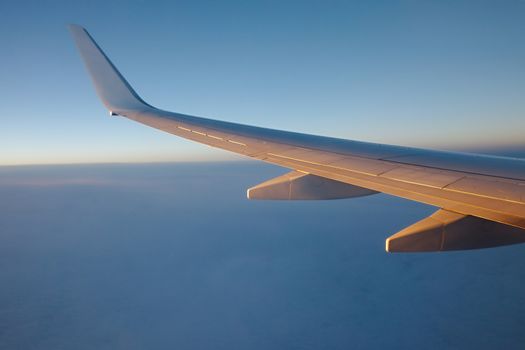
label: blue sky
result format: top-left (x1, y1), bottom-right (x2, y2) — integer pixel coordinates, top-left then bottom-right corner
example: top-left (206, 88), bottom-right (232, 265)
top-left (1, 0), bottom-right (524, 165)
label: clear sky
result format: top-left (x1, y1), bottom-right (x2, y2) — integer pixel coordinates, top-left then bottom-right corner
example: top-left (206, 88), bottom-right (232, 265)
top-left (1, 0), bottom-right (524, 165)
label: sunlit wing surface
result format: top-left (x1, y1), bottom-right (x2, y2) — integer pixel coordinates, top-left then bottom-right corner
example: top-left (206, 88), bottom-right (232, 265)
top-left (69, 25), bottom-right (525, 252)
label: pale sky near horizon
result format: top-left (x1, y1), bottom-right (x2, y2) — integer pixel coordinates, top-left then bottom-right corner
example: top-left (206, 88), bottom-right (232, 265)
top-left (1, 0), bottom-right (524, 165)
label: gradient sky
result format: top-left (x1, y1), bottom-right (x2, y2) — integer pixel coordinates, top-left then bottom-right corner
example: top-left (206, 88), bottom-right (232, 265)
top-left (1, 0), bottom-right (524, 165)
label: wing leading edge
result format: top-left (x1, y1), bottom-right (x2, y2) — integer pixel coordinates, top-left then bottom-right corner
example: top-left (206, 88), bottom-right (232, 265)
top-left (69, 25), bottom-right (525, 252)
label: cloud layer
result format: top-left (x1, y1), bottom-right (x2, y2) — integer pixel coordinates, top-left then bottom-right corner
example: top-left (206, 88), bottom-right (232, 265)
top-left (0, 162), bottom-right (524, 349)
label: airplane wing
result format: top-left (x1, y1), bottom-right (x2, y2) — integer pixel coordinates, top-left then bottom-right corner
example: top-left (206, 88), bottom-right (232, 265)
top-left (69, 25), bottom-right (525, 252)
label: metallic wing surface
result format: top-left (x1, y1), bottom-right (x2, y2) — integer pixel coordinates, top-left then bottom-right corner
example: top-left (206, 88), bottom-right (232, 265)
top-left (69, 25), bottom-right (525, 252)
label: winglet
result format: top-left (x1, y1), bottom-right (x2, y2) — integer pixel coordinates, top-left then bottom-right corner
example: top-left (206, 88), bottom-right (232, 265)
top-left (68, 24), bottom-right (153, 115)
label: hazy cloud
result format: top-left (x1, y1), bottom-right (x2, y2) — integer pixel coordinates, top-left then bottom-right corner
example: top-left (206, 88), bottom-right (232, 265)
top-left (0, 162), bottom-right (524, 349)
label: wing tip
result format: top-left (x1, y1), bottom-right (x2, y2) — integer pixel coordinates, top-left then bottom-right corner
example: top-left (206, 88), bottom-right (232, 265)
top-left (67, 23), bottom-right (86, 34)
top-left (68, 24), bottom-right (153, 113)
